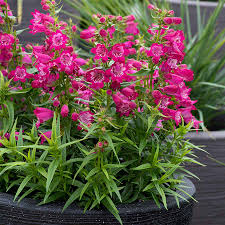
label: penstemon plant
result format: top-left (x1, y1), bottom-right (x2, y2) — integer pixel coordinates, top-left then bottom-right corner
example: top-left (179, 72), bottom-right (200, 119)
top-left (0, 1), bottom-right (202, 224)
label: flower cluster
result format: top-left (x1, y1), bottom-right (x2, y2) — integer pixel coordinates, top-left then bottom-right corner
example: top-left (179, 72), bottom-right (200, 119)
top-left (1, 1), bottom-right (199, 136)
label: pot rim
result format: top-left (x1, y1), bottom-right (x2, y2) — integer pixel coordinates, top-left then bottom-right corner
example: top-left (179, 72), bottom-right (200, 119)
top-left (0, 177), bottom-right (195, 215)
top-left (166, 0), bottom-right (225, 8)
top-left (186, 130), bottom-right (225, 140)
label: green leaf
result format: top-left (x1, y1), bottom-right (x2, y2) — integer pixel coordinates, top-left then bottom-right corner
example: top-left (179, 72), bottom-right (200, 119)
top-left (198, 82), bottom-right (225, 89)
top-left (18, 187), bottom-right (35, 202)
top-left (79, 182), bottom-right (90, 200)
top-left (14, 175), bottom-right (33, 201)
top-left (8, 88), bottom-right (32, 95)
top-left (0, 162), bottom-right (26, 176)
top-left (16, 28), bottom-right (28, 35)
top-left (3, 100), bottom-right (14, 134)
top-left (63, 187), bottom-right (83, 211)
top-left (155, 183), bottom-right (167, 209)
top-left (46, 160), bottom-right (59, 192)
top-left (73, 153), bottom-right (97, 180)
top-left (85, 167), bottom-right (99, 180)
top-left (104, 133), bottom-right (120, 163)
top-left (26, 67), bottom-right (38, 74)
top-left (128, 69), bottom-right (150, 77)
top-left (132, 163), bottom-right (151, 171)
top-left (139, 138), bottom-right (147, 156)
top-left (110, 178), bottom-right (122, 202)
top-left (102, 196), bottom-right (122, 225)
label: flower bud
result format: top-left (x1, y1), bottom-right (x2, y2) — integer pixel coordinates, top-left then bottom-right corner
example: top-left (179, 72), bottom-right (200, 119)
top-left (148, 4), bottom-right (155, 10)
top-left (53, 100), bottom-right (60, 107)
top-left (72, 25), bottom-right (77, 32)
top-left (71, 112), bottom-right (79, 121)
top-left (99, 29), bottom-right (107, 37)
top-left (100, 17), bottom-right (106, 23)
top-left (173, 17), bottom-right (182, 25)
top-left (97, 142), bottom-right (103, 148)
top-left (163, 17), bottom-right (173, 25)
top-left (61, 104), bottom-right (69, 117)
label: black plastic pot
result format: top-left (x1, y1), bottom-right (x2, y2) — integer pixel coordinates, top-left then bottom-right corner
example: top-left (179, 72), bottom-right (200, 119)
top-left (0, 178), bottom-right (195, 225)
top-left (186, 131), bottom-right (225, 225)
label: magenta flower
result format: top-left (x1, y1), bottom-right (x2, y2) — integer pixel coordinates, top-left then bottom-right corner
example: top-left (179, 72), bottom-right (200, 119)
top-left (78, 111), bottom-right (94, 126)
top-left (112, 93), bottom-right (137, 117)
top-left (91, 44), bottom-right (108, 62)
top-left (120, 87), bottom-right (138, 100)
top-left (125, 21), bottom-right (139, 36)
top-left (109, 44), bottom-right (127, 60)
top-left (49, 30), bottom-right (68, 50)
top-left (80, 26), bottom-right (96, 39)
top-left (55, 50), bottom-right (77, 74)
top-left (0, 33), bottom-right (15, 49)
top-left (174, 65), bottom-right (194, 82)
top-left (61, 105), bottom-right (69, 118)
top-left (147, 43), bottom-right (164, 64)
top-left (10, 65), bottom-right (32, 82)
top-left (107, 61), bottom-right (127, 83)
top-left (86, 69), bottom-right (109, 90)
top-left (34, 107), bottom-right (54, 128)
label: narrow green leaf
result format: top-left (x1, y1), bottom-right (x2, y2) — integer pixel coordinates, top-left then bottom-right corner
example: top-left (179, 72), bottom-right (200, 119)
top-left (132, 163), bottom-right (151, 171)
top-left (63, 187), bottom-right (83, 211)
top-left (102, 196), bottom-right (122, 225)
top-left (14, 175), bottom-right (33, 201)
top-left (46, 160), bottom-right (59, 192)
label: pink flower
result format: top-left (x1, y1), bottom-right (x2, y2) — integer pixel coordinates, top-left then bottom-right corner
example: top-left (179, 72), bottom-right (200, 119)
top-left (78, 111), bottom-right (94, 126)
top-left (152, 91), bottom-right (174, 110)
top-left (125, 21), bottom-right (139, 35)
top-left (71, 112), bottom-right (79, 121)
top-left (61, 104), bottom-right (69, 117)
top-left (125, 15), bottom-right (136, 22)
top-left (80, 26), bottom-right (96, 39)
top-left (164, 17), bottom-right (182, 25)
top-left (107, 61), bottom-right (127, 82)
top-left (34, 52), bottom-right (52, 64)
top-left (147, 43), bottom-right (164, 64)
top-left (174, 65), bottom-right (194, 82)
top-left (55, 50), bottom-right (77, 74)
top-left (0, 33), bottom-right (15, 49)
top-left (74, 58), bottom-right (87, 66)
top-left (99, 29), bottom-right (107, 37)
top-left (120, 87), bottom-right (138, 100)
top-left (10, 65), bottom-right (32, 82)
top-left (53, 100), bottom-right (60, 107)
top-left (22, 54), bottom-right (32, 64)
top-left (34, 107), bottom-right (54, 128)
top-left (86, 69), bottom-right (109, 90)
top-left (148, 4), bottom-right (155, 10)
top-left (100, 17), bottom-right (106, 23)
top-left (49, 30), bottom-right (68, 50)
top-left (72, 25), bottom-right (77, 32)
top-left (91, 44), bottom-right (108, 62)
top-left (109, 44), bottom-right (127, 60)
top-left (112, 93), bottom-right (137, 117)
top-left (107, 26), bottom-right (115, 39)
top-left (154, 120), bottom-right (163, 131)
top-left (163, 17), bottom-right (173, 25)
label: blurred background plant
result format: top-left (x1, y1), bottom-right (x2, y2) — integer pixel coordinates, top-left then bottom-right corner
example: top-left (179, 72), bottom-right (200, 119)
top-left (62, 0), bottom-right (225, 130)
